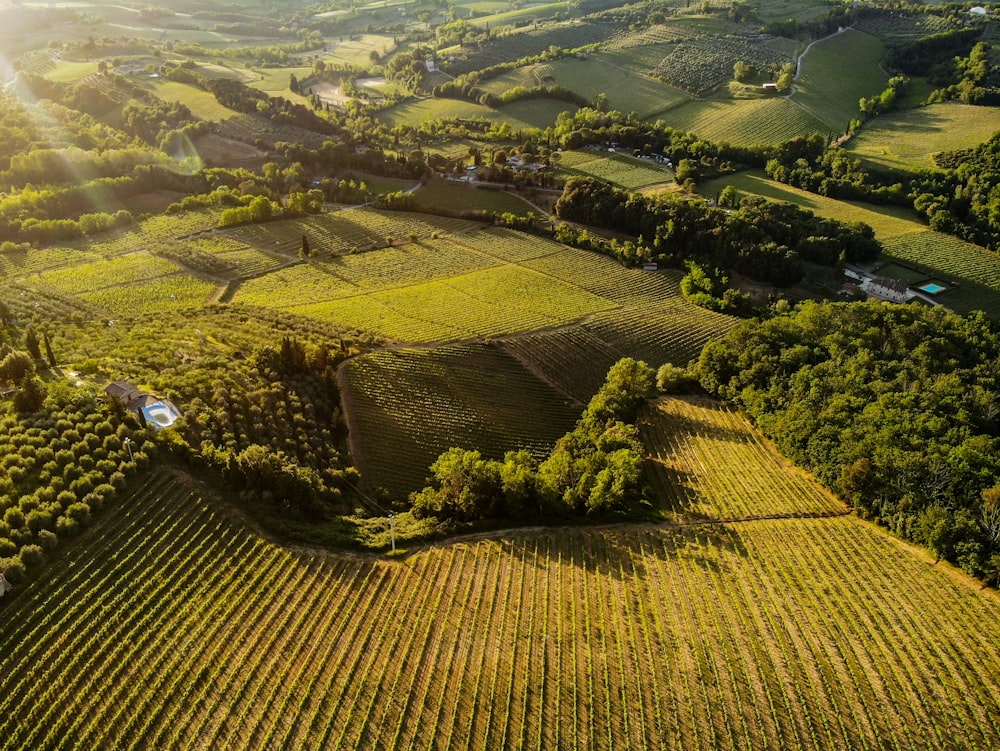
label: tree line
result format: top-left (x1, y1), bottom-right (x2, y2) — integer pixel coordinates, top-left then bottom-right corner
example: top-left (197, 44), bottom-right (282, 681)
top-left (695, 301), bottom-right (1000, 583)
top-left (553, 176), bottom-right (880, 286)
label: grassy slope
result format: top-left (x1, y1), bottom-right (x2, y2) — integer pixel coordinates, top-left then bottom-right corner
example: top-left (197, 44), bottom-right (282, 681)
top-left (844, 102), bottom-right (1000, 171)
top-left (3, 400), bottom-right (1000, 750)
top-left (698, 170), bottom-right (927, 240)
top-left (791, 29), bottom-right (888, 132)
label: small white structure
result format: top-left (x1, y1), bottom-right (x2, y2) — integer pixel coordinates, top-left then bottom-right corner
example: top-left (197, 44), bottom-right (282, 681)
top-left (0, 573), bottom-right (12, 598)
top-left (970, 6), bottom-right (987, 16)
top-left (425, 58), bottom-right (437, 72)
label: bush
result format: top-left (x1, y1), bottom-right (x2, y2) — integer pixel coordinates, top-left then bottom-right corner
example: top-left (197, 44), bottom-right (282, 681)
top-left (0, 537), bottom-right (17, 557)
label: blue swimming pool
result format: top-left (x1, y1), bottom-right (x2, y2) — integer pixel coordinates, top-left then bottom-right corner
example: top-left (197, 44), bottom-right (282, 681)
top-left (919, 282), bottom-right (946, 294)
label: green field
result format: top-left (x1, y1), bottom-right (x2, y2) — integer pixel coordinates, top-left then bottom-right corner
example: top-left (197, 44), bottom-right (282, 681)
top-left (791, 29), bottom-right (889, 132)
top-left (659, 97), bottom-right (826, 147)
top-left (698, 171), bottom-right (928, 240)
top-left (43, 60), bottom-right (98, 82)
top-left (845, 103), bottom-right (1000, 171)
top-left (412, 180), bottom-right (541, 216)
top-left (249, 66), bottom-right (314, 93)
top-left (466, 1), bottom-right (567, 27)
top-left (145, 80), bottom-right (241, 122)
top-left (558, 149), bottom-right (675, 191)
top-left (377, 97), bottom-right (563, 130)
top-left (482, 57), bottom-right (690, 119)
top-left (3, 399), bottom-right (1000, 750)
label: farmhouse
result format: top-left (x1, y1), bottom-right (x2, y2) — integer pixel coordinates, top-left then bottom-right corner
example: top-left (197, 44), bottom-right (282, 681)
top-left (864, 276), bottom-right (910, 303)
top-left (104, 380), bottom-right (181, 431)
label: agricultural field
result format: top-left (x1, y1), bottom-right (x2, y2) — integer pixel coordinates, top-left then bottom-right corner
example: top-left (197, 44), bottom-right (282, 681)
top-left (651, 36), bottom-right (794, 96)
top-left (224, 208), bottom-right (479, 257)
top-left (549, 56), bottom-right (690, 118)
top-left (641, 396), bottom-right (845, 520)
top-left (144, 80), bottom-right (242, 122)
top-left (3, 412), bottom-right (1000, 750)
top-left (660, 97), bottom-right (826, 147)
top-left (881, 231), bottom-right (1000, 318)
top-left (698, 171), bottom-right (928, 241)
top-left (844, 103), bottom-right (1000, 171)
top-left (557, 149), bottom-right (675, 191)
top-left (411, 180), bottom-right (540, 216)
top-left (248, 66), bottom-right (314, 94)
top-left (466, 1), bottom-right (567, 27)
top-left (343, 344), bottom-right (581, 498)
top-left (791, 29), bottom-right (888, 132)
top-left (376, 97), bottom-right (552, 130)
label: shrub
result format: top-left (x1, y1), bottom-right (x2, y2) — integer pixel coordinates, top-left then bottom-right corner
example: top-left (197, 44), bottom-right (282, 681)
top-left (56, 490), bottom-right (77, 509)
top-left (0, 538), bottom-right (17, 557)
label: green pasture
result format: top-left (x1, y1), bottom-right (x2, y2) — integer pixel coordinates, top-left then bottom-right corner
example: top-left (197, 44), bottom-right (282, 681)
top-left (145, 80), bottom-right (240, 122)
top-left (249, 66), bottom-right (314, 93)
top-left (456, 0), bottom-right (511, 15)
top-left (549, 56), bottom-right (688, 118)
top-left (845, 103), bottom-right (1000, 171)
top-left (698, 170), bottom-right (927, 240)
top-left (318, 34), bottom-right (397, 69)
top-left (791, 29), bottom-right (888, 132)
top-left (497, 98), bottom-right (576, 128)
top-left (557, 150), bottom-right (675, 191)
top-left (377, 96), bottom-right (569, 130)
top-left (466, 2), bottom-right (567, 27)
top-left (659, 97), bottom-right (826, 146)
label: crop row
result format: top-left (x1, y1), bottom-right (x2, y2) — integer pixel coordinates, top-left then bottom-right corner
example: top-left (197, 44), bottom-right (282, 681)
top-left (80, 274), bottom-right (219, 316)
top-left (31, 253), bottom-right (182, 295)
top-left (275, 259), bottom-right (615, 343)
top-left (639, 396), bottom-right (846, 520)
top-left (602, 22), bottom-right (691, 51)
top-left (445, 22), bottom-right (614, 76)
top-left (3, 465), bottom-right (1000, 749)
top-left (852, 12), bottom-right (959, 40)
top-left (225, 208), bottom-right (479, 258)
top-left (343, 343), bottom-right (580, 499)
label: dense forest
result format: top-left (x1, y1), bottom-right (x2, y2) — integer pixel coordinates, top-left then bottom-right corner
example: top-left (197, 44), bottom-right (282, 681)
top-left (554, 176), bottom-right (881, 286)
top-left (695, 301), bottom-right (1000, 581)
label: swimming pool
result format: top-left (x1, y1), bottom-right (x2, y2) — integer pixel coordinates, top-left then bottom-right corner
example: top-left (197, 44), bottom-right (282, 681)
top-left (919, 282), bottom-right (947, 294)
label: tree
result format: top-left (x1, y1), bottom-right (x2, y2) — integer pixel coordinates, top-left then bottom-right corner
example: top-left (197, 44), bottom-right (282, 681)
top-left (733, 60), bottom-right (752, 82)
top-left (0, 350), bottom-right (34, 385)
top-left (24, 326), bottom-right (41, 362)
top-left (43, 331), bottom-right (56, 368)
top-left (775, 63), bottom-right (795, 93)
top-left (719, 184), bottom-right (739, 208)
top-left (300, 234), bottom-right (312, 259)
top-left (13, 375), bottom-right (46, 413)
